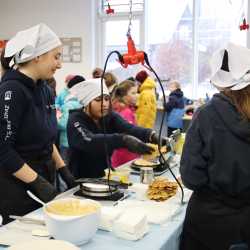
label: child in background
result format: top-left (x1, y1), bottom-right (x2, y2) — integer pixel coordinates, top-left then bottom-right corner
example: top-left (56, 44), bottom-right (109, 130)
top-left (135, 70), bottom-right (157, 129)
top-left (55, 74), bottom-right (75, 110)
top-left (92, 67), bottom-right (103, 78)
top-left (164, 81), bottom-right (185, 136)
top-left (58, 75), bottom-right (85, 164)
top-left (104, 72), bottom-right (118, 97)
top-left (111, 80), bottom-right (139, 167)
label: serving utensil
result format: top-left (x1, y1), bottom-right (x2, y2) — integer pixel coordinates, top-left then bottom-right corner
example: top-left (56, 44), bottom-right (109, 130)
top-left (27, 191), bottom-right (45, 206)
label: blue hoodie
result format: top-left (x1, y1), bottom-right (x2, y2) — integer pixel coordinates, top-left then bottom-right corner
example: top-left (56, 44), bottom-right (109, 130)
top-left (58, 95), bottom-right (82, 147)
top-left (55, 87), bottom-right (69, 110)
top-left (164, 89), bottom-right (185, 129)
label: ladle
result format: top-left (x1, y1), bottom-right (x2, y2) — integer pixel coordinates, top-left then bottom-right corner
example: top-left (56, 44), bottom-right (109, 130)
top-left (27, 190), bottom-right (46, 206)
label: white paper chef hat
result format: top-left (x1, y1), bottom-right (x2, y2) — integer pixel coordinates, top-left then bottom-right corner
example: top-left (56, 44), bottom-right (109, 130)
top-left (210, 43), bottom-right (250, 91)
top-left (4, 23), bottom-right (61, 64)
top-left (70, 78), bottom-right (109, 107)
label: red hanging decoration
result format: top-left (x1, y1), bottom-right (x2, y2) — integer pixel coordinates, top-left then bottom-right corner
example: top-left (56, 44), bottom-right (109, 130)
top-left (117, 0), bottom-right (151, 70)
top-left (106, 3), bottom-right (114, 14)
top-left (119, 35), bottom-right (145, 68)
top-left (239, 18), bottom-right (249, 30)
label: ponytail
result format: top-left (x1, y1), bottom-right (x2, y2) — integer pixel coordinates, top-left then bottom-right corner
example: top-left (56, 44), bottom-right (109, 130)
top-left (1, 48), bottom-right (14, 71)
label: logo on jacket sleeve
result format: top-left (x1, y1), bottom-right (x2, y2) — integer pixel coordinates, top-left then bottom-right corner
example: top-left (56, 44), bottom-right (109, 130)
top-left (4, 91), bottom-right (12, 101)
top-left (73, 121), bottom-right (91, 142)
top-left (74, 122), bottom-right (80, 128)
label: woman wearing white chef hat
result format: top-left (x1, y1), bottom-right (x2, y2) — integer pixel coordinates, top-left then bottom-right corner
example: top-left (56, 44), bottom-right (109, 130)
top-left (66, 78), bottom-right (166, 178)
top-left (180, 43), bottom-right (250, 250)
top-left (0, 23), bottom-right (75, 224)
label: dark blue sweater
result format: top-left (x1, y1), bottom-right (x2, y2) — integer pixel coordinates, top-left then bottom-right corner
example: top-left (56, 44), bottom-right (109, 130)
top-left (0, 70), bottom-right (57, 174)
top-left (67, 110), bottom-right (152, 178)
top-left (164, 89), bottom-right (184, 113)
top-left (180, 93), bottom-right (250, 196)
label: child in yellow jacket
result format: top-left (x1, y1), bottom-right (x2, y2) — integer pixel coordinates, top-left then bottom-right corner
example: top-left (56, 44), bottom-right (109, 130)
top-left (135, 70), bottom-right (157, 129)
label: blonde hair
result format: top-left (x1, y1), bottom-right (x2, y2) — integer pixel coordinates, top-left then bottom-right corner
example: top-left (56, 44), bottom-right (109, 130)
top-left (223, 85), bottom-right (250, 120)
top-left (169, 80), bottom-right (181, 89)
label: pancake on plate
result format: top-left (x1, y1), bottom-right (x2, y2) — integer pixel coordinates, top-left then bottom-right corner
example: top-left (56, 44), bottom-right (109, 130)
top-left (133, 158), bottom-right (158, 167)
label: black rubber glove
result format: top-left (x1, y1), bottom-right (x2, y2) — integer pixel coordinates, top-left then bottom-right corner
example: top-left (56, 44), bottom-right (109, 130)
top-left (58, 166), bottom-right (76, 189)
top-left (150, 131), bottom-right (168, 146)
top-left (28, 175), bottom-right (58, 203)
top-left (123, 135), bottom-right (155, 155)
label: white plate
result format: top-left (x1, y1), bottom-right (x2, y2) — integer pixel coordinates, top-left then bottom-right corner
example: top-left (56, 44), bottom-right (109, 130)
top-left (8, 239), bottom-right (80, 250)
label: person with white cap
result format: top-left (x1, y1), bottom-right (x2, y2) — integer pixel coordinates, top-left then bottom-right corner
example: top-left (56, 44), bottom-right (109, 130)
top-left (67, 78), bottom-right (164, 178)
top-left (0, 23), bottom-right (75, 224)
top-left (180, 43), bottom-right (250, 250)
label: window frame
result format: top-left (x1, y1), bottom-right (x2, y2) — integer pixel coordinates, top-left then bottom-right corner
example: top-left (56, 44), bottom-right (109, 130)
top-left (96, 0), bottom-right (249, 99)
top-left (97, 0), bottom-right (145, 69)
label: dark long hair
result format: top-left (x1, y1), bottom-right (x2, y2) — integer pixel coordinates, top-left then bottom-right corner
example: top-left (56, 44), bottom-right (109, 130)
top-left (223, 84), bottom-right (250, 120)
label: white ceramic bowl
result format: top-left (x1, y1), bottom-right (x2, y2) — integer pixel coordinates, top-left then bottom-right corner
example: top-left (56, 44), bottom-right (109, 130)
top-left (43, 198), bottom-right (101, 245)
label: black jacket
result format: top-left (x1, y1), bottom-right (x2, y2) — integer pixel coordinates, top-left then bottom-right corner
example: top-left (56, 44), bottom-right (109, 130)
top-left (0, 69), bottom-right (57, 174)
top-left (67, 110), bottom-right (152, 178)
top-left (164, 89), bottom-right (184, 113)
top-left (180, 93), bottom-right (250, 196)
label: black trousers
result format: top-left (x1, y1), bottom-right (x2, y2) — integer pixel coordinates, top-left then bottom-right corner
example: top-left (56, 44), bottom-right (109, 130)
top-left (179, 191), bottom-right (250, 250)
top-left (0, 158), bottom-right (55, 225)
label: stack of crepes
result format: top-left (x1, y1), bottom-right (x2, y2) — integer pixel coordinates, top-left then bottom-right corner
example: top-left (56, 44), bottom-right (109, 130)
top-left (147, 177), bottom-right (178, 202)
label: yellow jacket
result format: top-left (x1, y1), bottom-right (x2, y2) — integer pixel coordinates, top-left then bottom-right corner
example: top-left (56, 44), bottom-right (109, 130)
top-left (136, 77), bottom-right (157, 128)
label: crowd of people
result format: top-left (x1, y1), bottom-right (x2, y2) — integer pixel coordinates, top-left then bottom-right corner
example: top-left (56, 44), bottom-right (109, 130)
top-left (0, 23), bottom-right (206, 224)
top-left (1, 23), bottom-right (250, 249)
top-left (0, 23), bottom-right (164, 224)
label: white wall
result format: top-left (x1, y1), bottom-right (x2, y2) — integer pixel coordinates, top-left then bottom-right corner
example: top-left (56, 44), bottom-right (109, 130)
top-left (0, 0), bottom-right (98, 92)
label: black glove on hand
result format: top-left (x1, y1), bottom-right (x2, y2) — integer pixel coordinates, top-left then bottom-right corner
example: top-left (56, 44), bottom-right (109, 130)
top-left (150, 131), bottom-right (168, 146)
top-left (28, 175), bottom-right (58, 203)
top-left (123, 135), bottom-right (155, 155)
top-left (58, 166), bottom-right (76, 189)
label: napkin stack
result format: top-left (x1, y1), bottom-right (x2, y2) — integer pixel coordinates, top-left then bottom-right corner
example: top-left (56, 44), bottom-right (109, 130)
top-left (113, 210), bottom-right (148, 241)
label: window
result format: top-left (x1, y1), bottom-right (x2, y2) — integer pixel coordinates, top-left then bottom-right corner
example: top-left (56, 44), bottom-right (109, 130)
top-left (104, 19), bottom-right (140, 69)
top-left (197, 0), bottom-right (247, 98)
top-left (99, 0), bottom-right (144, 80)
top-left (146, 0), bottom-right (248, 99)
top-left (98, 0), bottom-right (248, 98)
top-left (147, 0), bottom-right (193, 98)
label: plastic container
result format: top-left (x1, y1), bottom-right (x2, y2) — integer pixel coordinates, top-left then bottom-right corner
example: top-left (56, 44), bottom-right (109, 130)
top-left (43, 198), bottom-right (101, 245)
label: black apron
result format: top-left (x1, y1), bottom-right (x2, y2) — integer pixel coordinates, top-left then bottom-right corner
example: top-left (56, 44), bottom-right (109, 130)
top-left (0, 155), bottom-right (56, 225)
top-left (180, 190), bottom-right (250, 250)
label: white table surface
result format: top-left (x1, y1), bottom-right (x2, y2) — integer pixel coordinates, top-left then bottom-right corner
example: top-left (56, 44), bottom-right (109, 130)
top-left (0, 157), bottom-right (190, 250)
